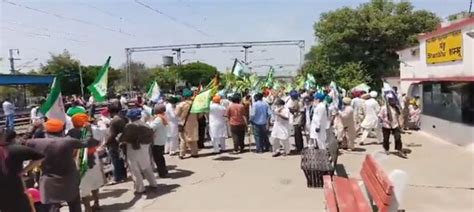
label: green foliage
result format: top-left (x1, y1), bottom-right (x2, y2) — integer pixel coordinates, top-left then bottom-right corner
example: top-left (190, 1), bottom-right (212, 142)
top-left (305, 0), bottom-right (440, 88)
top-left (174, 62), bottom-right (218, 86)
top-left (149, 66), bottom-right (179, 91)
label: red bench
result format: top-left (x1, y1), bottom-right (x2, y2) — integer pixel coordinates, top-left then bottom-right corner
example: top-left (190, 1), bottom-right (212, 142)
top-left (323, 155), bottom-right (395, 212)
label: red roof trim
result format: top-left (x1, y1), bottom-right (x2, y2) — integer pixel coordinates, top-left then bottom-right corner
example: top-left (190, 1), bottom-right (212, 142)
top-left (401, 76), bottom-right (474, 82)
top-left (418, 17), bottom-right (474, 40)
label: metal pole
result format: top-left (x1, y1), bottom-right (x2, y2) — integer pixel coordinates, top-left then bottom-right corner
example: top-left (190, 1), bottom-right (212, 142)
top-left (243, 45), bottom-right (252, 65)
top-left (8, 49), bottom-right (20, 74)
top-left (126, 49), bottom-right (132, 94)
top-left (78, 65), bottom-right (85, 97)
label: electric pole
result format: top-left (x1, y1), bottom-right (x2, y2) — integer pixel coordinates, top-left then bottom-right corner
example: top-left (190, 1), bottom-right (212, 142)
top-left (8, 49), bottom-right (20, 74)
top-left (172, 48), bottom-right (182, 65)
top-left (243, 45), bottom-right (252, 65)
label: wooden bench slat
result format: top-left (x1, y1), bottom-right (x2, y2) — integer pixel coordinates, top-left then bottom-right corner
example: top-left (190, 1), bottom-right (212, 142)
top-left (332, 176), bottom-right (360, 212)
top-left (348, 178), bottom-right (371, 212)
top-left (366, 155), bottom-right (393, 195)
top-left (361, 162), bottom-right (390, 208)
top-left (323, 175), bottom-right (338, 212)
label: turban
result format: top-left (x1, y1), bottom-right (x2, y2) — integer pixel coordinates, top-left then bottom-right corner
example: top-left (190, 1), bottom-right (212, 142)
top-left (66, 106), bottom-right (86, 117)
top-left (343, 97), bottom-right (352, 105)
top-left (212, 95), bottom-right (221, 103)
top-left (289, 90), bottom-right (299, 99)
top-left (182, 88), bottom-right (193, 97)
top-left (71, 113), bottom-right (90, 128)
top-left (314, 92), bottom-right (326, 101)
top-left (325, 96), bottom-right (333, 104)
top-left (361, 93), bottom-right (370, 100)
top-left (370, 91), bottom-right (378, 98)
top-left (127, 108), bottom-right (142, 120)
top-left (44, 119), bottom-right (64, 133)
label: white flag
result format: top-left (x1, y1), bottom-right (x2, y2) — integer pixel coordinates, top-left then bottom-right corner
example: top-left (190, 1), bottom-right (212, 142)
top-left (39, 77), bottom-right (66, 122)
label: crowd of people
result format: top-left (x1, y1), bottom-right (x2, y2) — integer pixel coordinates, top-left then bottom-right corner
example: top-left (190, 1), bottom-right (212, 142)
top-left (0, 84), bottom-right (422, 212)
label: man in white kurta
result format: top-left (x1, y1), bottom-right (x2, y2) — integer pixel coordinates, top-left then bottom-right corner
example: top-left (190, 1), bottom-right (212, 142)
top-left (165, 97), bottom-right (179, 155)
top-left (310, 93), bottom-right (329, 149)
top-left (209, 96), bottom-right (228, 153)
top-left (359, 91), bottom-right (382, 145)
top-left (271, 99), bottom-right (291, 157)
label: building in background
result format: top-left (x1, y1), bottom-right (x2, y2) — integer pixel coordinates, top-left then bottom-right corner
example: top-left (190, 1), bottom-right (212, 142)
top-left (397, 17), bottom-right (474, 146)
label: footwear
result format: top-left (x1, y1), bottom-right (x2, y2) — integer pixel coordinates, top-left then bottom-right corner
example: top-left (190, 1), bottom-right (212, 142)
top-left (170, 152), bottom-right (178, 156)
top-left (134, 191), bottom-right (145, 195)
top-left (385, 150), bottom-right (390, 155)
top-left (191, 155), bottom-right (199, 158)
top-left (272, 152), bottom-right (281, 157)
top-left (359, 142), bottom-right (365, 146)
top-left (179, 156), bottom-right (185, 160)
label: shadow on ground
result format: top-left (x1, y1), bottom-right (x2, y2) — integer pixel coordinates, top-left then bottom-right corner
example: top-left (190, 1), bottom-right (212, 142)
top-left (335, 164), bottom-right (349, 178)
top-left (167, 168), bottom-right (194, 179)
top-left (100, 184), bottom-right (180, 211)
top-left (213, 155), bottom-right (241, 161)
top-left (99, 188), bottom-right (128, 199)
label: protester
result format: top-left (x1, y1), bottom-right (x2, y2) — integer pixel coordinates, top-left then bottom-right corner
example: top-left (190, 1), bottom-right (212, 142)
top-left (400, 95), bottom-right (410, 130)
top-left (226, 94), bottom-right (247, 153)
top-left (0, 128), bottom-right (44, 212)
top-left (302, 94), bottom-right (314, 145)
top-left (271, 99), bottom-right (291, 157)
top-left (359, 91), bottom-right (382, 145)
top-left (408, 103), bottom-right (421, 130)
top-left (2, 97), bottom-right (16, 130)
top-left (165, 96), bottom-right (180, 155)
top-left (104, 100), bottom-right (128, 184)
top-left (120, 94), bottom-right (128, 110)
top-left (149, 104), bottom-right (169, 178)
top-left (25, 118), bottom-right (99, 212)
top-left (30, 99), bottom-right (45, 124)
top-left (337, 97), bottom-right (357, 151)
top-left (286, 90), bottom-right (304, 153)
top-left (310, 93), bottom-right (329, 149)
top-left (176, 89), bottom-right (199, 159)
top-left (249, 93), bottom-right (271, 153)
top-left (209, 95), bottom-right (228, 154)
top-left (68, 113), bottom-right (105, 212)
top-left (121, 109), bottom-right (158, 194)
top-left (197, 115), bottom-right (207, 149)
top-left (379, 94), bottom-right (407, 158)
top-left (351, 91), bottom-right (365, 134)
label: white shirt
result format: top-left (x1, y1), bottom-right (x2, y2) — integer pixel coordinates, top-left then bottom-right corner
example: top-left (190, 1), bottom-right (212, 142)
top-left (360, 98), bottom-right (381, 129)
top-left (271, 106), bottom-right (291, 140)
top-left (209, 103), bottom-right (228, 138)
top-left (2, 101), bottom-right (15, 115)
top-left (148, 116), bottom-right (167, 146)
top-left (165, 103), bottom-right (179, 138)
top-left (30, 106), bottom-right (40, 122)
top-left (310, 102), bottom-right (328, 140)
top-left (120, 96), bottom-right (128, 110)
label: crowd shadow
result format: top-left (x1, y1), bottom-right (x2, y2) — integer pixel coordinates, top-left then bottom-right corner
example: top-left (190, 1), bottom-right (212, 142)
top-left (100, 184), bottom-right (180, 211)
top-left (352, 147), bottom-right (366, 152)
top-left (213, 155), bottom-right (241, 161)
top-left (99, 188), bottom-right (128, 199)
top-left (167, 168), bottom-right (194, 179)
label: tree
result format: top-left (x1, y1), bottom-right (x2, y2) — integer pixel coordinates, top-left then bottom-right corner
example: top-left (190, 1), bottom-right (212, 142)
top-left (149, 66), bottom-right (179, 92)
top-left (40, 50), bottom-right (81, 95)
top-left (305, 0), bottom-right (440, 89)
top-left (174, 62), bottom-right (218, 86)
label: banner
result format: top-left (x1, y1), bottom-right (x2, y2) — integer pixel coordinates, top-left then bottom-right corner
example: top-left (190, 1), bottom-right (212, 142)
top-left (426, 30), bottom-right (462, 64)
top-left (190, 89), bottom-right (213, 113)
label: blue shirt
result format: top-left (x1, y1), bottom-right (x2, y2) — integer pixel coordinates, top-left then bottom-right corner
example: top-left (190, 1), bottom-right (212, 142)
top-left (250, 100), bottom-right (272, 125)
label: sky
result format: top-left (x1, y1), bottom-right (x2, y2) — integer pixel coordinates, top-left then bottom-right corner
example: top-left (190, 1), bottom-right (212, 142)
top-left (0, 0), bottom-right (470, 75)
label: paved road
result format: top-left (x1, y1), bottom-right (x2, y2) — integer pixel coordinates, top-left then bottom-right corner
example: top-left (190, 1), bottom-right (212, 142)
top-left (90, 131), bottom-right (473, 212)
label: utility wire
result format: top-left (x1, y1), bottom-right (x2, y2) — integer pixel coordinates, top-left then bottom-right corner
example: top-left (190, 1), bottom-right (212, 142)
top-left (133, 0), bottom-right (210, 37)
top-left (79, 2), bottom-right (125, 21)
top-left (2, 26), bottom-right (85, 43)
top-left (3, 19), bottom-right (88, 38)
top-left (2, 0), bottom-right (134, 37)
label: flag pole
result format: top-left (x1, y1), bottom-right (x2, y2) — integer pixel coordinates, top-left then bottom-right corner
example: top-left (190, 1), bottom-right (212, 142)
top-left (78, 64), bottom-right (84, 97)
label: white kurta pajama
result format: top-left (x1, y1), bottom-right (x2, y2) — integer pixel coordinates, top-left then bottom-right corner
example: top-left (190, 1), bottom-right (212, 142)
top-left (360, 98), bottom-right (382, 143)
top-left (126, 143), bottom-right (157, 193)
top-left (79, 126), bottom-right (106, 198)
top-left (310, 102), bottom-right (329, 149)
top-left (271, 107), bottom-right (291, 154)
top-left (209, 103), bottom-right (228, 153)
top-left (165, 103), bottom-right (179, 154)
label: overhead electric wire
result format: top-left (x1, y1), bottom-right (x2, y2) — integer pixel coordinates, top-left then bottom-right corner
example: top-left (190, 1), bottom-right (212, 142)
top-left (79, 2), bottom-right (125, 21)
top-left (2, 26), bottom-right (85, 43)
top-left (2, 0), bottom-right (134, 37)
top-left (133, 0), bottom-right (210, 37)
top-left (3, 19), bottom-right (88, 38)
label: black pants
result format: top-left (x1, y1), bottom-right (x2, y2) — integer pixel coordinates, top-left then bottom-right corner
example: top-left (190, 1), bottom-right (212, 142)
top-left (108, 146), bottom-right (127, 182)
top-left (293, 124), bottom-right (304, 152)
top-left (44, 194), bottom-right (81, 212)
top-left (230, 125), bottom-right (246, 152)
top-left (151, 145), bottom-right (168, 177)
top-left (382, 127), bottom-right (402, 151)
top-left (198, 116), bottom-right (206, 148)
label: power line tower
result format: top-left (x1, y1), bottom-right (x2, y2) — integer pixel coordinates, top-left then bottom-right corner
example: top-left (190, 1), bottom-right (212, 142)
top-left (8, 49), bottom-right (20, 74)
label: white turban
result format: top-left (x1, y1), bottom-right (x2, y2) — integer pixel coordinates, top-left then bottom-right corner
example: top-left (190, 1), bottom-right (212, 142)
top-left (369, 91), bottom-right (378, 98)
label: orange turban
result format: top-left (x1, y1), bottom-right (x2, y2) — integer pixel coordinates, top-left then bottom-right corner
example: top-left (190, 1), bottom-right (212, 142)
top-left (71, 113), bottom-right (90, 128)
top-left (44, 119), bottom-right (65, 133)
top-left (212, 95), bottom-right (221, 103)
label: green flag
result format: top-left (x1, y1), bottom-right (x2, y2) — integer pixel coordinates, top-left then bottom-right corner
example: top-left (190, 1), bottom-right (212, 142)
top-left (39, 77), bottom-right (66, 122)
top-left (305, 73), bottom-right (316, 90)
top-left (147, 81), bottom-right (160, 102)
top-left (190, 89), bottom-right (214, 113)
top-left (231, 59), bottom-right (245, 77)
top-left (264, 66), bottom-right (274, 88)
top-left (87, 56), bottom-right (111, 102)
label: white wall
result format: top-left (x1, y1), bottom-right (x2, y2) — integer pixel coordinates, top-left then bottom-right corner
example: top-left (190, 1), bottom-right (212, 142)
top-left (420, 114), bottom-right (474, 146)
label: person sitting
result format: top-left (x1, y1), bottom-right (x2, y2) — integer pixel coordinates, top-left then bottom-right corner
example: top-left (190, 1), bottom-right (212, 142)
top-left (408, 103), bottom-right (421, 130)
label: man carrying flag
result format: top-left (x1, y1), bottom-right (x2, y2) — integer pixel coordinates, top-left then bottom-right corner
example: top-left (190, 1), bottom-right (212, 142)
top-left (147, 81), bottom-right (161, 103)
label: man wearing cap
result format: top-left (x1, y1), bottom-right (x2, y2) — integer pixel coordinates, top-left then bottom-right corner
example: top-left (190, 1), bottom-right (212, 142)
top-left (359, 91), bottom-right (382, 145)
top-left (149, 104), bottom-right (169, 177)
top-left (25, 118), bottom-right (99, 212)
top-left (310, 93), bottom-right (329, 149)
top-left (165, 96), bottom-right (180, 155)
top-left (176, 88), bottom-right (200, 158)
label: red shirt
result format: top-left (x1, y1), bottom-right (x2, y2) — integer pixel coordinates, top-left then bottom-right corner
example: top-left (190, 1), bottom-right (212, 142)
top-left (226, 103), bottom-right (246, 126)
